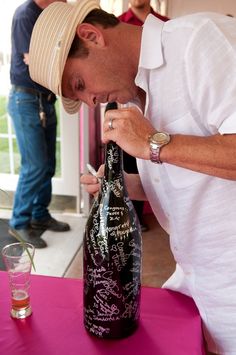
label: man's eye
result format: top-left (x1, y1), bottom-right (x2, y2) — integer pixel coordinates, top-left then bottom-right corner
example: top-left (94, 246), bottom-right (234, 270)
top-left (76, 81), bottom-right (84, 91)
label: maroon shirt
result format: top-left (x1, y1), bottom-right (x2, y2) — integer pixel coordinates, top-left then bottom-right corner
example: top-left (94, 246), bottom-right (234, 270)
top-left (118, 7), bottom-right (169, 25)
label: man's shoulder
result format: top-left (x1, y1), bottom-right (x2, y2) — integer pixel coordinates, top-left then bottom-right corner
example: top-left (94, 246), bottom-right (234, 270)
top-left (13, 0), bottom-right (40, 21)
top-left (14, 0), bottom-right (28, 17)
top-left (118, 9), bottom-right (135, 23)
top-left (164, 12), bottom-right (229, 32)
top-left (151, 8), bottom-right (169, 22)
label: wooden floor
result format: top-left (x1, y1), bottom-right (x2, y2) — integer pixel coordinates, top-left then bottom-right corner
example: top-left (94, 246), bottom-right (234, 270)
top-left (64, 213), bottom-right (176, 288)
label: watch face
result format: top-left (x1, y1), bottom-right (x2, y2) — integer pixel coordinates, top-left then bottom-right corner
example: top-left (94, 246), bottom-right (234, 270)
top-left (149, 131), bottom-right (170, 164)
top-left (152, 132), bottom-right (170, 144)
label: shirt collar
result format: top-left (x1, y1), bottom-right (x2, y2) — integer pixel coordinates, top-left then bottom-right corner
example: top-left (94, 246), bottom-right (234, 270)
top-left (123, 8), bottom-right (139, 23)
top-left (138, 14), bottom-right (164, 69)
top-left (121, 7), bottom-right (157, 25)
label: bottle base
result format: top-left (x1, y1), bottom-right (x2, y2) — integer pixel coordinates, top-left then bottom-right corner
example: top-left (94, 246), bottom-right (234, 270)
top-left (85, 320), bottom-right (139, 339)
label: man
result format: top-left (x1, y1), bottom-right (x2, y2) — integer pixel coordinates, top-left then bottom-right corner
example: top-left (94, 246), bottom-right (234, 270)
top-left (29, 0), bottom-right (236, 353)
top-left (119, 0), bottom-right (169, 24)
top-left (8, 0), bottom-right (70, 249)
top-left (117, 0), bottom-right (169, 232)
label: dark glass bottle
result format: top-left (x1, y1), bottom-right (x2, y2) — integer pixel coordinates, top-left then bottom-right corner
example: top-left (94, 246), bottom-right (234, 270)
top-left (83, 133), bottom-right (142, 339)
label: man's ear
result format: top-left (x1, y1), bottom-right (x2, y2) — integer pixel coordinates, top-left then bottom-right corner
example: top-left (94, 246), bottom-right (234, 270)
top-left (76, 23), bottom-right (105, 47)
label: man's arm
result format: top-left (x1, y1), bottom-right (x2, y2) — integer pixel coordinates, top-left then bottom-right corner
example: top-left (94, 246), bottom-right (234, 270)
top-left (160, 133), bottom-right (236, 180)
top-left (103, 107), bottom-right (236, 181)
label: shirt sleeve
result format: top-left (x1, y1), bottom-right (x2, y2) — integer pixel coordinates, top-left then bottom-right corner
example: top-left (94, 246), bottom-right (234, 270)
top-left (12, 15), bottom-right (34, 54)
top-left (184, 17), bottom-right (236, 135)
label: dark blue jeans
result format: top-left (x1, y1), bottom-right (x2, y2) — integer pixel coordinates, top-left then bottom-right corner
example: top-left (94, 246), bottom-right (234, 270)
top-left (8, 89), bottom-right (57, 229)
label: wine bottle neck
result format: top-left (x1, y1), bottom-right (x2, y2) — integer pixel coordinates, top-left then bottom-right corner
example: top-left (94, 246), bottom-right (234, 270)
top-left (103, 141), bottom-right (124, 185)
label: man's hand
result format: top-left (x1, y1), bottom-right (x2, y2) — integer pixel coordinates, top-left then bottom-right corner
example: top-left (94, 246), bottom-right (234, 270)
top-left (103, 106), bottom-right (156, 160)
top-left (80, 165), bottom-right (104, 197)
top-left (23, 53), bottom-right (29, 65)
top-left (81, 162), bottom-right (147, 201)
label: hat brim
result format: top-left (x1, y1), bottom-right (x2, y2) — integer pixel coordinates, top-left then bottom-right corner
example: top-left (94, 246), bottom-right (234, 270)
top-left (61, 96), bottom-right (82, 115)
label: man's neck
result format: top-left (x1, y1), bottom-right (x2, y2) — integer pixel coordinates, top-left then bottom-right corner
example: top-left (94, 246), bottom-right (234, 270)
top-left (137, 87), bottom-right (146, 112)
top-left (131, 4), bottom-right (151, 23)
top-left (33, 0), bottom-right (55, 10)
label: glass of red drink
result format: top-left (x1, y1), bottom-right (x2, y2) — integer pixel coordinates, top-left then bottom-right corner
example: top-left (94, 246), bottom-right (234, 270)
top-left (2, 242), bottom-right (35, 319)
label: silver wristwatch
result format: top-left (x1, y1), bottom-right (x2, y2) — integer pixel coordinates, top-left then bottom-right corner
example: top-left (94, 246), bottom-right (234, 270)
top-left (149, 132), bottom-right (170, 164)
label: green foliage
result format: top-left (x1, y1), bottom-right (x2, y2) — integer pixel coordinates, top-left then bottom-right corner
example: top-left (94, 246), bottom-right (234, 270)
top-left (0, 96), bottom-right (8, 134)
top-left (0, 96), bottom-right (7, 117)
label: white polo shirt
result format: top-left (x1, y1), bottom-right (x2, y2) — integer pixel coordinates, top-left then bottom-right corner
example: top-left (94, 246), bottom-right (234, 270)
top-left (136, 13), bottom-right (236, 354)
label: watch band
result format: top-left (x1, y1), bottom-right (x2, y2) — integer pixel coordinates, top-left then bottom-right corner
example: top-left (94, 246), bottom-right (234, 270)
top-left (149, 140), bottom-right (162, 164)
top-left (149, 132), bottom-right (170, 164)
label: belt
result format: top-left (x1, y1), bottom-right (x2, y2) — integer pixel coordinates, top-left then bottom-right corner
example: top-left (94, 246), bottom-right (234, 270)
top-left (12, 85), bottom-right (56, 103)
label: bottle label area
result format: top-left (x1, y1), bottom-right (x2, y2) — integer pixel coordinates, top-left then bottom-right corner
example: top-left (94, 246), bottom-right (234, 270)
top-left (84, 198), bottom-right (142, 338)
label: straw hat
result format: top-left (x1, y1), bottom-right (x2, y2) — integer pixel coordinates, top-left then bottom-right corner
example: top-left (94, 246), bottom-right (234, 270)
top-left (29, 0), bottom-right (100, 114)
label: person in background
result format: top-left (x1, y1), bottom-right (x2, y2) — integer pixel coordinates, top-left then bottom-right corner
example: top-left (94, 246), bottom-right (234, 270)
top-left (8, 0), bottom-right (70, 249)
top-left (29, 1), bottom-right (236, 352)
top-left (118, 0), bottom-right (169, 232)
top-left (119, 0), bottom-right (169, 25)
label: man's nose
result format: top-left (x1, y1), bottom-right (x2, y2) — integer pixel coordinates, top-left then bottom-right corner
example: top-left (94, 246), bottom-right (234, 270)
top-left (80, 94), bottom-right (97, 108)
top-left (90, 96), bottom-right (97, 107)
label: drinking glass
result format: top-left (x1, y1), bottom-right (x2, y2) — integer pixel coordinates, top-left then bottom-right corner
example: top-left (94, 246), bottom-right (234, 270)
top-left (2, 242), bottom-right (35, 319)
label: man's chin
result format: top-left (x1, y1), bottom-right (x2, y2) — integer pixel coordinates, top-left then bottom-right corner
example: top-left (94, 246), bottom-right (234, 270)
top-left (116, 97), bottom-right (133, 105)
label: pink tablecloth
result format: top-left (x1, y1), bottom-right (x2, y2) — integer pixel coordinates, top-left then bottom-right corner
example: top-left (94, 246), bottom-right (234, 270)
top-left (0, 272), bottom-right (205, 355)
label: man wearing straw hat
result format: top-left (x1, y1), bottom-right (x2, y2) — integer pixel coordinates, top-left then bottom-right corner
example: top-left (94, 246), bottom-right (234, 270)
top-left (29, 1), bottom-right (236, 353)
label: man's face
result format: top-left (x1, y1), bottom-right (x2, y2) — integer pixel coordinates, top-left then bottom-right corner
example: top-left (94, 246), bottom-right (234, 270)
top-left (129, 0), bottom-right (151, 9)
top-left (61, 50), bottom-right (138, 107)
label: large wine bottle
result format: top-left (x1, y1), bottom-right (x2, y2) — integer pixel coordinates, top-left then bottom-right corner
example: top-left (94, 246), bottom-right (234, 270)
top-left (83, 106), bottom-right (142, 339)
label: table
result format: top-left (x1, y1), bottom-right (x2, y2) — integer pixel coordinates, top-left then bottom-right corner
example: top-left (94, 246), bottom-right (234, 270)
top-left (0, 272), bottom-right (206, 355)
